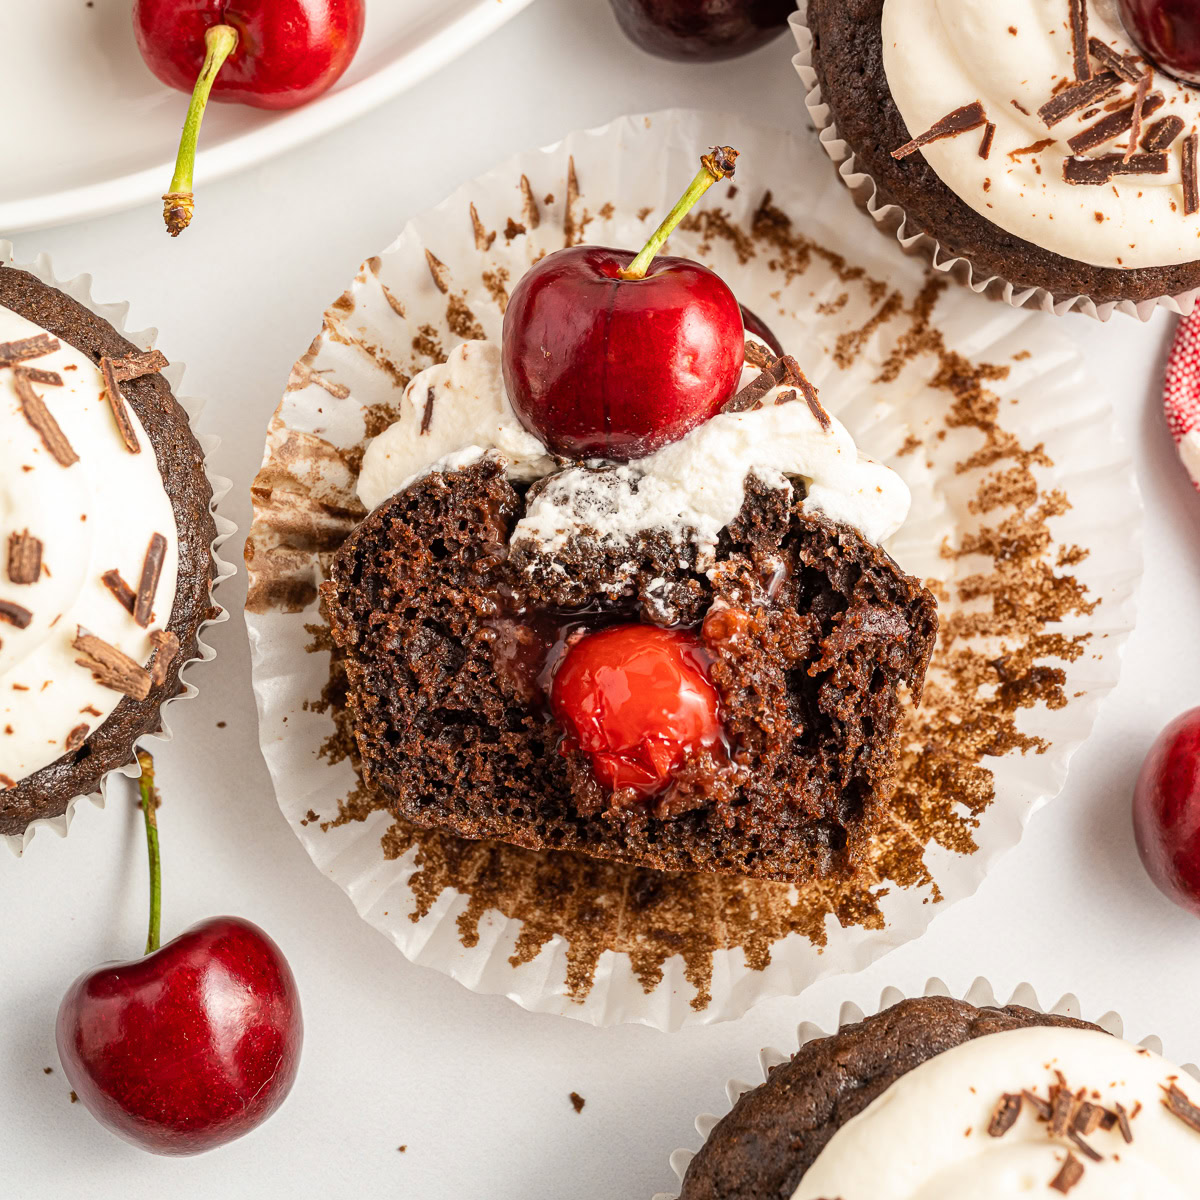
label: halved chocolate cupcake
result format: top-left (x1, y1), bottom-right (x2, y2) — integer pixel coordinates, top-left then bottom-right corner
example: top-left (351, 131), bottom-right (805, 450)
top-left (0, 267), bottom-right (217, 837)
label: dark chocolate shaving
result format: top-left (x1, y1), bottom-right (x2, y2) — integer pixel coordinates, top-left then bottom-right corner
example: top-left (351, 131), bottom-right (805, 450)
top-left (776, 388), bottom-right (798, 406)
top-left (744, 340), bottom-right (775, 370)
top-left (421, 386), bottom-right (435, 434)
top-left (7, 531), bottom-right (42, 585)
top-left (1063, 151), bottom-right (1168, 184)
top-left (1142, 115), bottom-right (1185, 152)
top-left (988, 1093), bottom-right (1023, 1137)
top-left (0, 600), bottom-right (33, 629)
top-left (796, 368), bottom-right (830, 430)
top-left (107, 348), bottom-right (169, 383)
top-left (98, 357), bottom-right (141, 454)
top-left (1049, 1085), bottom-right (1075, 1137)
top-left (1163, 1083), bottom-right (1200, 1133)
top-left (724, 355), bottom-right (805, 413)
top-left (1022, 1089), bottom-right (1053, 1120)
top-left (1050, 1152), bottom-right (1084, 1194)
top-left (1184, 134), bottom-right (1199, 216)
top-left (64, 724), bottom-right (89, 753)
top-left (979, 122), bottom-right (996, 159)
top-left (1114, 1102), bottom-right (1134, 1143)
top-left (0, 333), bottom-right (59, 366)
top-left (1125, 72), bottom-right (1152, 162)
top-left (1037, 71), bottom-right (1121, 127)
top-left (891, 101), bottom-right (987, 160)
top-left (101, 570), bottom-right (137, 616)
top-left (1088, 36), bottom-right (1144, 84)
top-left (149, 629), bottom-right (180, 687)
top-left (13, 370), bottom-right (77, 467)
top-left (1068, 92), bottom-right (1164, 153)
top-left (1067, 1128), bottom-right (1102, 1162)
top-left (1072, 1101), bottom-right (1103, 1136)
top-left (72, 628), bottom-right (151, 700)
top-left (20, 367), bottom-right (62, 386)
top-left (1069, 0), bottom-right (1091, 80)
top-left (133, 533), bottom-right (167, 628)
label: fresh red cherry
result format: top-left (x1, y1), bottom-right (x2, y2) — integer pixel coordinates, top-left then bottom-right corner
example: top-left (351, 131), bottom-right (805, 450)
top-left (56, 753), bottom-right (302, 1155)
top-left (1118, 0), bottom-right (1200, 84)
top-left (502, 148), bottom-right (744, 460)
top-left (133, 0), bottom-right (365, 234)
top-left (608, 0), bottom-right (797, 62)
top-left (1133, 707), bottom-right (1200, 915)
top-left (550, 625), bottom-right (723, 796)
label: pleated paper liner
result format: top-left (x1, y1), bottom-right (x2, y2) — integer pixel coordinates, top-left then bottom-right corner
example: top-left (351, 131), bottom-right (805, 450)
top-left (245, 110), bottom-right (1141, 1028)
top-left (1, 244), bottom-right (236, 856)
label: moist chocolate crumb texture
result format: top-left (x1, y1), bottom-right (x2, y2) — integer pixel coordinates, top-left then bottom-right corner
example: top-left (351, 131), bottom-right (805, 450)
top-left (0, 267), bottom-right (215, 836)
top-left (680, 996), bottom-right (1200, 1200)
top-left (321, 330), bottom-right (938, 884)
top-left (808, 0), bottom-right (1200, 305)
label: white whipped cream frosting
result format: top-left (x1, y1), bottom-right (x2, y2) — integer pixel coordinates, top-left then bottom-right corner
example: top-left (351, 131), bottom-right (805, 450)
top-left (356, 342), bottom-right (910, 559)
top-left (882, 0), bottom-right (1200, 269)
top-left (792, 1026), bottom-right (1200, 1199)
top-left (1, 307), bottom-right (179, 786)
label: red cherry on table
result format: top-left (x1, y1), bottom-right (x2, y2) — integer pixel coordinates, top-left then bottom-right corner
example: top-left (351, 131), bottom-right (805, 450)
top-left (1118, 0), bottom-right (1200, 84)
top-left (133, 0), bottom-right (365, 234)
top-left (550, 625), bottom-right (723, 796)
top-left (608, 0), bottom-right (797, 62)
top-left (502, 148), bottom-right (745, 460)
top-left (1133, 707), bottom-right (1200, 915)
top-left (55, 752), bottom-right (302, 1154)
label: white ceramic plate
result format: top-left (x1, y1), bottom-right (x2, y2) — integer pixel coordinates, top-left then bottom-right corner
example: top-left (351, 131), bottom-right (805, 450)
top-left (0, 0), bottom-right (536, 234)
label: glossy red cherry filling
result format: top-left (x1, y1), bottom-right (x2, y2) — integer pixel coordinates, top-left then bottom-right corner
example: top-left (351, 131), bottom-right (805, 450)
top-left (549, 624), bottom-right (724, 796)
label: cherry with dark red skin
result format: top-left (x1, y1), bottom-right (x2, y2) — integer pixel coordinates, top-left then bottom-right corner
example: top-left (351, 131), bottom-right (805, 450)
top-left (741, 303), bottom-right (784, 357)
top-left (1119, 0), bottom-right (1200, 84)
top-left (550, 624), bottom-right (723, 796)
top-left (1133, 707), bottom-right (1200, 915)
top-left (57, 917), bottom-right (302, 1156)
top-left (503, 147), bottom-right (744, 460)
top-left (608, 0), bottom-right (796, 62)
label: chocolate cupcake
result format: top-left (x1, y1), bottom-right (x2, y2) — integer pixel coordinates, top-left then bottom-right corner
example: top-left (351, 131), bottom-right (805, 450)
top-left (0, 265), bottom-right (219, 839)
top-left (679, 994), bottom-right (1200, 1198)
top-left (799, 0), bottom-right (1200, 315)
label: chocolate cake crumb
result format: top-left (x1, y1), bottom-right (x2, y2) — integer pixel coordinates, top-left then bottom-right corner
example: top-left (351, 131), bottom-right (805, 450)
top-left (569, 1092), bottom-right (585, 1113)
top-left (1163, 1083), bottom-right (1200, 1132)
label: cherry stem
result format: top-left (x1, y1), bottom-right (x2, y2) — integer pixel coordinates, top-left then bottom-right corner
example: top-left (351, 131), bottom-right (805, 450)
top-left (163, 23), bottom-right (239, 237)
top-left (136, 749), bottom-right (162, 955)
top-left (619, 146), bottom-right (739, 281)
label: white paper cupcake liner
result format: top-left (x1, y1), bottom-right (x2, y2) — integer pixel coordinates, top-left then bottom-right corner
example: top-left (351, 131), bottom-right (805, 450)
top-left (790, 4), bottom-right (1200, 323)
top-left (0, 244), bottom-right (236, 856)
top-left (654, 976), bottom-right (1200, 1199)
top-left (245, 108), bottom-right (1142, 1029)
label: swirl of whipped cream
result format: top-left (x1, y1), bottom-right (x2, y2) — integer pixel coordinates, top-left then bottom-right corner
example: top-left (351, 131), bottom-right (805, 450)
top-left (1, 307), bottom-right (179, 786)
top-left (882, 0), bottom-right (1200, 269)
top-left (792, 1025), bottom-right (1200, 1199)
top-left (356, 340), bottom-right (910, 552)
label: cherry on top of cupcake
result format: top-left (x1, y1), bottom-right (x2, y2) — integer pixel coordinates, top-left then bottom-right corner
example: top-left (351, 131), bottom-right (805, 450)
top-left (501, 146), bottom-right (750, 462)
top-left (1119, 0), bottom-right (1200, 85)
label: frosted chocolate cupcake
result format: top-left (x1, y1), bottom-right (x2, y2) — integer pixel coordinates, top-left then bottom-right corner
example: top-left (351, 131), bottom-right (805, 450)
top-left (805, 0), bottom-right (1200, 309)
top-left (0, 267), bottom-right (217, 837)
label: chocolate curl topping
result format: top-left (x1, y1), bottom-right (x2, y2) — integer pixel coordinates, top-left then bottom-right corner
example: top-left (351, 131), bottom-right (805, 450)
top-left (892, 101), bottom-right (987, 160)
top-left (1067, 1129), bottom-right (1102, 1162)
top-left (0, 333), bottom-right (59, 367)
top-left (1125, 72), bottom-right (1152, 162)
top-left (64, 724), bottom-right (89, 753)
top-left (21, 366), bottom-right (63, 386)
top-left (13, 369), bottom-right (77, 467)
top-left (1037, 71), bottom-right (1121, 127)
top-left (7, 531), bottom-right (42, 585)
top-left (73, 628), bottom-right (152, 700)
top-left (133, 533), bottom-right (167, 628)
top-left (1089, 36), bottom-right (1144, 83)
top-left (1050, 1152), bottom-right (1084, 1194)
top-left (1143, 115), bottom-right (1185, 152)
top-left (0, 600), bottom-right (33, 629)
top-left (98, 357), bottom-right (141, 454)
top-left (724, 354), bottom-right (805, 413)
top-left (979, 122), bottom-right (997, 159)
top-left (1063, 151), bottom-right (1168, 184)
top-left (1184, 134), bottom-right (1199, 217)
top-left (988, 1093), bottom-right (1023, 1137)
top-left (743, 340), bottom-right (775, 370)
top-left (101, 570), bottom-right (137, 616)
top-left (1069, 0), bottom-right (1091, 80)
top-left (1068, 92), bottom-right (1164, 154)
top-left (107, 348), bottom-right (169, 383)
top-left (1163, 1082), bottom-right (1200, 1133)
top-left (1114, 1101), bottom-right (1134, 1143)
top-left (149, 629), bottom-right (180, 687)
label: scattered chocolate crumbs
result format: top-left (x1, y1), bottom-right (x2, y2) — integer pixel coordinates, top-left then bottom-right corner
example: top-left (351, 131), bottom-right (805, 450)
top-left (73, 628), bottom-right (151, 700)
top-left (69, 1092), bottom-right (77, 1104)
top-left (1068, 92), bottom-right (1164, 154)
top-left (0, 600), bottom-right (33, 629)
top-left (149, 629), bottom-right (180, 687)
top-left (0, 333), bottom-right (59, 366)
top-left (101, 569), bottom-right (137, 615)
top-left (397, 1145), bottom-right (407, 1153)
top-left (1037, 71), bottom-right (1121, 127)
top-left (744, 340), bottom-right (775, 369)
top-left (133, 532), bottom-right (167, 627)
top-left (424, 250), bottom-right (450, 295)
top-left (1011, 99), bottom-right (1032, 116)
top-left (42, 1067), bottom-right (52, 1075)
top-left (1125, 72), bottom-right (1152, 162)
top-left (979, 122), bottom-right (996, 159)
top-left (519, 174), bottom-right (541, 229)
top-left (107, 348), bottom-right (168, 383)
top-left (988, 1093), bottom-right (1022, 1136)
top-left (1063, 151), bottom-right (1168, 184)
top-left (1050, 1152), bottom-right (1084, 1194)
top-left (64, 724), bottom-right (88, 753)
top-left (564, 156), bottom-right (583, 246)
top-left (98, 357), bottom-right (141, 454)
top-left (1009, 138), bottom-right (1056, 161)
top-left (724, 355), bottom-right (804, 412)
top-left (1088, 36), bottom-right (1143, 84)
top-left (1142, 115), bottom-right (1185, 152)
top-left (892, 101), bottom-right (987, 159)
top-left (1114, 1102), bottom-right (1134, 1142)
top-left (7, 530), bottom-right (42, 585)
top-left (13, 370), bottom-right (77, 467)
top-left (469, 202), bottom-right (496, 252)
top-left (1069, 0), bottom-right (1091, 80)
top-left (504, 217), bottom-right (526, 240)
top-left (569, 1092), bottom-right (585, 1113)
top-left (1184, 134), bottom-right (1199, 216)
top-left (1163, 1083), bottom-right (1200, 1133)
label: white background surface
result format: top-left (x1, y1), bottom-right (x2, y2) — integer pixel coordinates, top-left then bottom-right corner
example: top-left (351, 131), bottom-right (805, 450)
top-left (2, 1), bottom-right (1198, 1195)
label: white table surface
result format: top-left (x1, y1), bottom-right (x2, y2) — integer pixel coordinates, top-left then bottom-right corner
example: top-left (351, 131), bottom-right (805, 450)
top-left (4, 1), bottom-right (1200, 1195)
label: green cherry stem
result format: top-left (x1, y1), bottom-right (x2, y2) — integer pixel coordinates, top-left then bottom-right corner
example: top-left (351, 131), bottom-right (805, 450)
top-left (163, 23), bottom-right (239, 237)
top-left (619, 145), bottom-right (739, 281)
top-left (136, 749), bottom-right (162, 955)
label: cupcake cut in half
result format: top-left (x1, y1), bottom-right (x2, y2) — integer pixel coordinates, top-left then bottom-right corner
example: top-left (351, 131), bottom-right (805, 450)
top-left (0, 267), bottom-right (216, 837)
top-left (807, 0), bottom-right (1200, 307)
